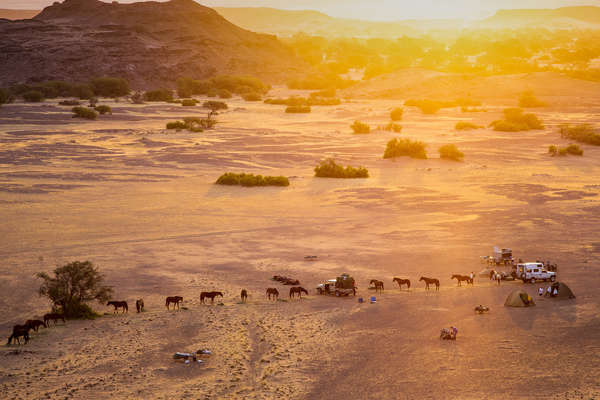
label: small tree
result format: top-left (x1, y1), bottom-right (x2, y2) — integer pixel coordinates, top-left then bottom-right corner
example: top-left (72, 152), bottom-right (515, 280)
top-left (36, 261), bottom-right (113, 319)
top-left (390, 107), bottom-right (403, 121)
top-left (351, 120), bottom-right (370, 134)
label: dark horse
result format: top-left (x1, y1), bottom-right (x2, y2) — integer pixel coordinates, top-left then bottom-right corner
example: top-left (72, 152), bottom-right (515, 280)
top-left (7, 325), bottom-right (30, 345)
top-left (289, 287), bottom-right (309, 299)
top-left (44, 313), bottom-right (65, 325)
top-left (165, 296), bottom-right (183, 310)
top-left (451, 274), bottom-right (473, 287)
top-left (136, 299), bottom-right (144, 313)
top-left (200, 291), bottom-right (223, 304)
top-left (419, 276), bottom-right (440, 291)
top-left (266, 288), bottom-right (279, 301)
top-left (240, 289), bottom-right (248, 303)
top-left (25, 319), bottom-right (46, 331)
top-left (369, 279), bottom-right (384, 292)
top-left (392, 278), bottom-right (411, 290)
top-left (107, 301), bottom-right (128, 313)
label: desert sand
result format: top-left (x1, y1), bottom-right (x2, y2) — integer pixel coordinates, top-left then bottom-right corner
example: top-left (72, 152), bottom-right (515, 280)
top-left (1, 86), bottom-right (599, 399)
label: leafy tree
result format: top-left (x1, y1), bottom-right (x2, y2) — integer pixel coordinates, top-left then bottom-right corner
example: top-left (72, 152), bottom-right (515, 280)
top-left (23, 90), bottom-right (44, 102)
top-left (36, 261), bottom-right (113, 318)
top-left (90, 77), bottom-right (130, 97)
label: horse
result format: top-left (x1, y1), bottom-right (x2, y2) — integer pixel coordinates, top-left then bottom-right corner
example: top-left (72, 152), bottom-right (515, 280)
top-left (451, 274), bottom-right (473, 287)
top-left (289, 287), bottom-right (309, 299)
top-left (474, 305), bottom-right (490, 314)
top-left (25, 319), bottom-right (46, 331)
top-left (44, 313), bottom-right (65, 325)
top-left (136, 299), bottom-right (144, 313)
top-left (392, 278), bottom-right (411, 290)
top-left (200, 291), bottom-right (223, 304)
top-left (419, 277), bottom-right (440, 291)
top-left (489, 270), bottom-right (497, 280)
top-left (107, 301), bottom-right (128, 313)
top-left (165, 296), bottom-right (183, 310)
top-left (266, 288), bottom-right (279, 301)
top-left (240, 289), bottom-right (248, 303)
top-left (7, 325), bottom-right (31, 345)
top-left (370, 279), bottom-right (384, 292)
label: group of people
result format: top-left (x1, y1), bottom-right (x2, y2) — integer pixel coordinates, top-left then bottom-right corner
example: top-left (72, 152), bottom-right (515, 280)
top-left (539, 285), bottom-right (559, 297)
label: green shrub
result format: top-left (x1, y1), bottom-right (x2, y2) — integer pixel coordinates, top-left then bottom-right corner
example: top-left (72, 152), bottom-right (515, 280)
top-left (202, 100), bottom-right (228, 111)
top-left (549, 144), bottom-right (583, 156)
top-left (405, 99), bottom-right (457, 114)
top-left (455, 121), bottom-right (482, 130)
top-left (90, 77), bottom-right (130, 97)
top-left (351, 121), bottom-right (371, 134)
top-left (565, 144), bottom-right (583, 156)
top-left (242, 92), bottom-right (262, 101)
top-left (59, 100), bottom-right (81, 106)
top-left (314, 158), bottom-right (369, 178)
top-left (181, 99), bottom-right (198, 107)
top-left (94, 105), bottom-right (112, 115)
top-left (548, 145), bottom-right (558, 156)
top-left (558, 148), bottom-right (568, 156)
top-left (559, 124), bottom-right (600, 146)
top-left (489, 108), bottom-right (543, 131)
top-left (438, 144), bottom-right (464, 161)
top-left (72, 106), bottom-right (98, 120)
top-left (285, 106), bottom-right (311, 113)
top-left (216, 173), bottom-right (290, 187)
top-left (383, 138), bottom-right (427, 159)
top-left (377, 122), bottom-right (402, 132)
top-left (390, 108), bottom-right (403, 121)
top-left (176, 75), bottom-right (270, 98)
top-left (144, 89), bottom-right (173, 102)
top-left (0, 88), bottom-right (14, 106)
top-left (217, 89), bottom-right (232, 99)
top-left (166, 121), bottom-right (187, 130)
top-left (23, 90), bottom-right (44, 102)
top-left (518, 91), bottom-right (547, 108)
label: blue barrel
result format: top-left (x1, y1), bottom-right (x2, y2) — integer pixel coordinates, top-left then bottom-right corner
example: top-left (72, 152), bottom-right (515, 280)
top-left (358, 297), bottom-right (363, 303)
top-left (370, 296), bottom-right (376, 303)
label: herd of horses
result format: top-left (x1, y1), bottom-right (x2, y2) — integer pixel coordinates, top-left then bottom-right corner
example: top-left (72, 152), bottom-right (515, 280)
top-left (368, 275), bottom-right (471, 293)
top-left (7, 313), bottom-right (65, 345)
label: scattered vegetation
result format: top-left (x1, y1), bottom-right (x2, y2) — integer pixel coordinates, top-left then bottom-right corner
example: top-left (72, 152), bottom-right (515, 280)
top-left (143, 89), bottom-right (173, 102)
top-left (58, 99), bottom-right (81, 106)
top-left (72, 106), bottom-right (98, 120)
top-left (0, 88), bottom-right (14, 106)
top-left (518, 91), bottom-right (547, 108)
top-left (549, 144), bottom-right (583, 156)
top-left (455, 121), bottom-right (483, 130)
top-left (390, 107), bottom-right (403, 121)
top-left (90, 77), bottom-right (130, 98)
top-left (165, 116), bottom-right (216, 132)
top-left (181, 99), bottom-right (198, 107)
top-left (314, 158), bottom-right (369, 178)
top-left (94, 105), bottom-right (112, 115)
top-left (242, 92), bottom-right (262, 101)
top-left (202, 100), bottom-right (228, 111)
top-left (489, 108), bottom-right (543, 131)
top-left (377, 122), bottom-right (402, 132)
top-left (36, 260), bottom-right (113, 319)
top-left (285, 105), bottom-right (311, 113)
top-left (216, 173), bottom-right (290, 187)
top-left (166, 121), bottom-right (187, 130)
top-left (22, 90), bottom-right (44, 102)
top-left (438, 144), bottom-right (465, 161)
top-left (559, 124), bottom-right (600, 146)
top-left (351, 120), bottom-right (371, 134)
top-left (383, 138), bottom-right (427, 159)
top-left (176, 75), bottom-right (270, 98)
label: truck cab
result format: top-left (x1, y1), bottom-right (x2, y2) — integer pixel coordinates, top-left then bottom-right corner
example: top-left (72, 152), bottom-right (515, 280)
top-left (515, 262), bottom-right (556, 283)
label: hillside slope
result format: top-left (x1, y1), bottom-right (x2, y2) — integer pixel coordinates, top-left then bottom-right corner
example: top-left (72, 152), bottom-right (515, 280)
top-left (0, 9), bottom-right (38, 20)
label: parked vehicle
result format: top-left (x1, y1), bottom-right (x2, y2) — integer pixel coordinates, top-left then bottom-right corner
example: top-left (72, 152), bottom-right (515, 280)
top-left (316, 273), bottom-right (356, 297)
top-left (514, 262), bottom-right (556, 283)
top-left (492, 247), bottom-right (514, 266)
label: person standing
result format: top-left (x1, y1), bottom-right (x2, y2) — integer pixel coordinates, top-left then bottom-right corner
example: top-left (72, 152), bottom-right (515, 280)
top-left (496, 273), bottom-right (501, 285)
top-left (538, 287), bottom-right (544, 296)
top-left (470, 271), bottom-right (474, 284)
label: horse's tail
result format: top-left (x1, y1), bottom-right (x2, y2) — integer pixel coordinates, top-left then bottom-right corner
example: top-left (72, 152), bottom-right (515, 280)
top-left (407, 280), bottom-right (411, 289)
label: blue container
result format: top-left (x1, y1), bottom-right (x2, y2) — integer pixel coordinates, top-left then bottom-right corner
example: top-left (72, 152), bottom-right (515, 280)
top-left (358, 297), bottom-right (363, 303)
top-left (370, 296), bottom-right (376, 303)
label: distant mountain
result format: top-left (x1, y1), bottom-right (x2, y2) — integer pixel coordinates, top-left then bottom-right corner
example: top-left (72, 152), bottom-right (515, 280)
top-left (480, 6), bottom-right (600, 28)
top-left (0, 9), bottom-right (38, 20)
top-left (0, 0), bottom-right (305, 88)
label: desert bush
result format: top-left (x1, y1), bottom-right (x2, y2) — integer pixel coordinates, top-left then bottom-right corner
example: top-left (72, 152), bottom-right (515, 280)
top-left (181, 99), bottom-right (198, 106)
top-left (88, 97), bottom-right (99, 107)
top-left (23, 90), bottom-right (44, 102)
top-left (217, 89), bottom-right (232, 99)
top-left (144, 89), bottom-right (173, 102)
top-left (130, 91), bottom-right (144, 104)
top-left (36, 260), bottom-right (112, 319)
top-left (59, 99), bottom-right (80, 106)
top-left (518, 91), bottom-right (547, 108)
top-left (72, 106), bottom-right (97, 120)
top-left (438, 144), bottom-right (464, 161)
top-left (548, 145), bottom-right (558, 156)
top-left (0, 88), bottom-right (14, 106)
top-left (455, 121), bottom-right (482, 130)
top-left (216, 173), bottom-right (290, 187)
top-left (314, 158), bottom-right (369, 178)
top-left (176, 75), bottom-right (270, 98)
top-left (285, 106), bottom-right (311, 113)
top-left (489, 108), bottom-right (543, 131)
top-left (351, 120), bottom-right (371, 134)
top-left (242, 92), bottom-right (262, 101)
top-left (565, 144), bottom-right (583, 156)
top-left (383, 138), bottom-right (427, 159)
top-left (559, 124), bottom-right (600, 146)
top-left (405, 99), bottom-right (456, 114)
top-left (94, 105), bottom-right (112, 115)
top-left (184, 117), bottom-right (215, 130)
top-left (203, 101), bottom-right (228, 111)
top-left (90, 77), bottom-right (129, 97)
top-left (377, 122), bottom-right (402, 132)
top-left (390, 107), bottom-right (403, 121)
top-left (166, 121), bottom-right (187, 130)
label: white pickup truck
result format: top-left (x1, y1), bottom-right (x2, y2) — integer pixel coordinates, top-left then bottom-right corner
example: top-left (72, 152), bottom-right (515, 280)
top-left (515, 262), bottom-right (556, 283)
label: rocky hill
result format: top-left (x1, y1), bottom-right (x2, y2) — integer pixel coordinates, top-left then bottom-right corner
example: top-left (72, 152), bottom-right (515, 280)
top-left (0, 0), bottom-right (305, 88)
top-left (480, 6), bottom-right (600, 29)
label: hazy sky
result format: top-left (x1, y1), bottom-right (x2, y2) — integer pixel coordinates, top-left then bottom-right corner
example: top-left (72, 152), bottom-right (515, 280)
top-left (4, 0), bottom-right (600, 20)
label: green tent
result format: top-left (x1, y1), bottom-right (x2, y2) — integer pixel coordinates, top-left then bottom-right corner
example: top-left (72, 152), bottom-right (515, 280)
top-left (505, 290), bottom-right (536, 307)
top-left (550, 282), bottom-right (576, 299)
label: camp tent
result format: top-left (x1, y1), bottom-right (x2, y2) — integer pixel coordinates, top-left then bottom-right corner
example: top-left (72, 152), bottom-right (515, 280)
top-left (550, 282), bottom-right (576, 299)
top-left (504, 290), bottom-right (536, 307)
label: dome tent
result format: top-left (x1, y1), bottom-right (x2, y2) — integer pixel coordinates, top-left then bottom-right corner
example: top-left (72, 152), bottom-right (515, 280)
top-left (504, 290), bottom-right (536, 307)
top-left (550, 282), bottom-right (576, 299)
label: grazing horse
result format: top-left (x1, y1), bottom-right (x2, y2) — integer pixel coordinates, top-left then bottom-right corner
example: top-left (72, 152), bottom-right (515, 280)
top-left (419, 276), bottom-right (440, 291)
top-left (7, 325), bottom-right (31, 345)
top-left (240, 289), bottom-right (248, 303)
top-left (25, 319), bottom-right (46, 331)
top-left (451, 274), bottom-right (473, 287)
top-left (266, 288), bottom-right (279, 301)
top-left (370, 279), bottom-right (384, 292)
top-left (107, 301), bottom-right (128, 313)
top-left (165, 296), bottom-right (183, 310)
top-left (200, 291), bottom-right (223, 304)
top-left (136, 299), bottom-right (144, 313)
top-left (44, 313), bottom-right (65, 325)
top-left (392, 278), bottom-right (411, 290)
top-left (289, 287), bottom-right (309, 299)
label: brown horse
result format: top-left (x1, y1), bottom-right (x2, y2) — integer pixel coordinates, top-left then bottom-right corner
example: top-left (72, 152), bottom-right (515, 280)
top-left (240, 289), bottom-right (248, 303)
top-left (451, 274), bottom-right (473, 287)
top-left (370, 279), bottom-right (384, 292)
top-left (266, 288), bottom-right (279, 300)
top-left (44, 313), bottom-right (65, 325)
top-left (107, 301), bottom-right (128, 313)
top-left (7, 325), bottom-right (31, 345)
top-left (136, 299), bottom-right (144, 313)
top-left (419, 276), bottom-right (440, 291)
top-left (289, 287), bottom-right (309, 299)
top-left (25, 319), bottom-right (46, 331)
top-left (392, 278), bottom-right (411, 290)
top-left (200, 291), bottom-right (223, 304)
top-left (165, 296), bottom-right (183, 310)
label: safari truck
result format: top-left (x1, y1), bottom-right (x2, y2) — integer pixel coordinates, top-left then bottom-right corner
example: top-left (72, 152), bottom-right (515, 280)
top-left (515, 262), bottom-right (556, 283)
top-left (316, 273), bottom-right (356, 297)
top-left (493, 247), bottom-right (514, 266)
